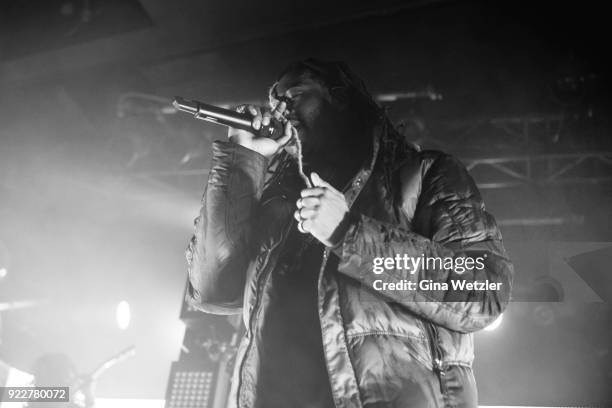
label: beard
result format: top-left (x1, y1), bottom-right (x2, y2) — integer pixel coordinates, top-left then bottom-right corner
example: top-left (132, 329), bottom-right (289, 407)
top-left (293, 108), bottom-right (371, 189)
top-left (296, 107), bottom-right (352, 165)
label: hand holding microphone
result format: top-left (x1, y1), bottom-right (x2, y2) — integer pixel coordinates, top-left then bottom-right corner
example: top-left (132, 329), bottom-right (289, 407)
top-left (173, 97), bottom-right (295, 159)
top-left (228, 102), bottom-right (294, 159)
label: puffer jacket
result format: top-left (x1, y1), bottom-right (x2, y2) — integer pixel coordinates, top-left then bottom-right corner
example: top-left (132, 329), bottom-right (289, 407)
top-left (185, 120), bottom-right (514, 408)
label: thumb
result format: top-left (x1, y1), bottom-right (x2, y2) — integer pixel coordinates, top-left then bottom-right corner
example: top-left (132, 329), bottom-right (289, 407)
top-left (311, 172), bottom-right (331, 188)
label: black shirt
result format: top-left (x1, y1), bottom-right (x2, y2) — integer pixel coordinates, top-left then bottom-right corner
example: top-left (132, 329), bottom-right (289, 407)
top-left (255, 222), bottom-right (336, 408)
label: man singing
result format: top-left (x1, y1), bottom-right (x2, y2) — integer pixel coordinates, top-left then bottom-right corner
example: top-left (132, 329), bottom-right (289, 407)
top-left (186, 59), bottom-right (513, 408)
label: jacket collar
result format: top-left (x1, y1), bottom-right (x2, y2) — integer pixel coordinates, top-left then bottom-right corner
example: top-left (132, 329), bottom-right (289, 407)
top-left (342, 121), bottom-right (383, 209)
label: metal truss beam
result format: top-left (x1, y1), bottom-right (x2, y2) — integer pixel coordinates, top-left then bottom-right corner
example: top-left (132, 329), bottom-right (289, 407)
top-left (465, 152), bottom-right (612, 189)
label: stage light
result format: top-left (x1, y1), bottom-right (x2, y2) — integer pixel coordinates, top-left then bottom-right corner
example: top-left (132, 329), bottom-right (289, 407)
top-left (164, 361), bottom-right (216, 408)
top-left (483, 313), bottom-right (504, 331)
top-left (116, 301), bottom-right (131, 330)
top-left (0, 267), bottom-right (7, 279)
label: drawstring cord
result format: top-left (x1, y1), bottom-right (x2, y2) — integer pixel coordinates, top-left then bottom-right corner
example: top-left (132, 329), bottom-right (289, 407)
top-left (290, 125), bottom-right (312, 188)
top-left (269, 81), bottom-right (312, 189)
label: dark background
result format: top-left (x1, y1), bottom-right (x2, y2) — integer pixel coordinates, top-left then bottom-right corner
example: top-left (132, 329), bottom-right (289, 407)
top-left (1, 0), bottom-right (611, 405)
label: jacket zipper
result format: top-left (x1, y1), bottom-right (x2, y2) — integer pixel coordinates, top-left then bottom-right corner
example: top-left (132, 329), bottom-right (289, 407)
top-left (236, 219), bottom-right (293, 407)
top-left (425, 322), bottom-right (447, 395)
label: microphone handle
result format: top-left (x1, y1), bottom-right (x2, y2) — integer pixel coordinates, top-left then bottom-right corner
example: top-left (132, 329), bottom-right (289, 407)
top-left (173, 97), bottom-right (286, 140)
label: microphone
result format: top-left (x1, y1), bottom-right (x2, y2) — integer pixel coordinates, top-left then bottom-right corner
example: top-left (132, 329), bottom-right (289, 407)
top-left (172, 97), bottom-right (286, 140)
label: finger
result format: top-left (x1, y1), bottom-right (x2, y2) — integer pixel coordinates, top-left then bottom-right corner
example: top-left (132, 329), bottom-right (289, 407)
top-left (262, 110), bottom-right (272, 127)
top-left (276, 134), bottom-right (292, 147)
top-left (247, 105), bottom-right (258, 116)
top-left (248, 105), bottom-right (262, 130)
top-left (311, 172), bottom-right (344, 198)
top-left (272, 101), bottom-right (287, 120)
top-left (310, 172), bottom-right (333, 189)
top-left (293, 210), bottom-right (316, 229)
top-left (278, 100), bottom-right (287, 113)
top-left (275, 122), bottom-right (293, 146)
top-left (297, 220), bottom-right (307, 233)
top-left (299, 208), bottom-right (318, 219)
top-left (301, 187), bottom-right (326, 198)
top-left (301, 219), bottom-right (312, 232)
top-left (254, 106), bottom-right (263, 130)
top-left (246, 105), bottom-right (260, 129)
top-left (297, 197), bottom-right (320, 209)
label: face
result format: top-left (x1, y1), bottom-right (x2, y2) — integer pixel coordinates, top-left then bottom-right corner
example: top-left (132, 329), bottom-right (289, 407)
top-left (273, 70), bottom-right (350, 156)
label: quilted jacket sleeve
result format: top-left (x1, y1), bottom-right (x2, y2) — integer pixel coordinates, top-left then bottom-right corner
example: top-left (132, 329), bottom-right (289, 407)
top-left (185, 141), bottom-right (268, 315)
top-left (335, 152), bottom-right (514, 333)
